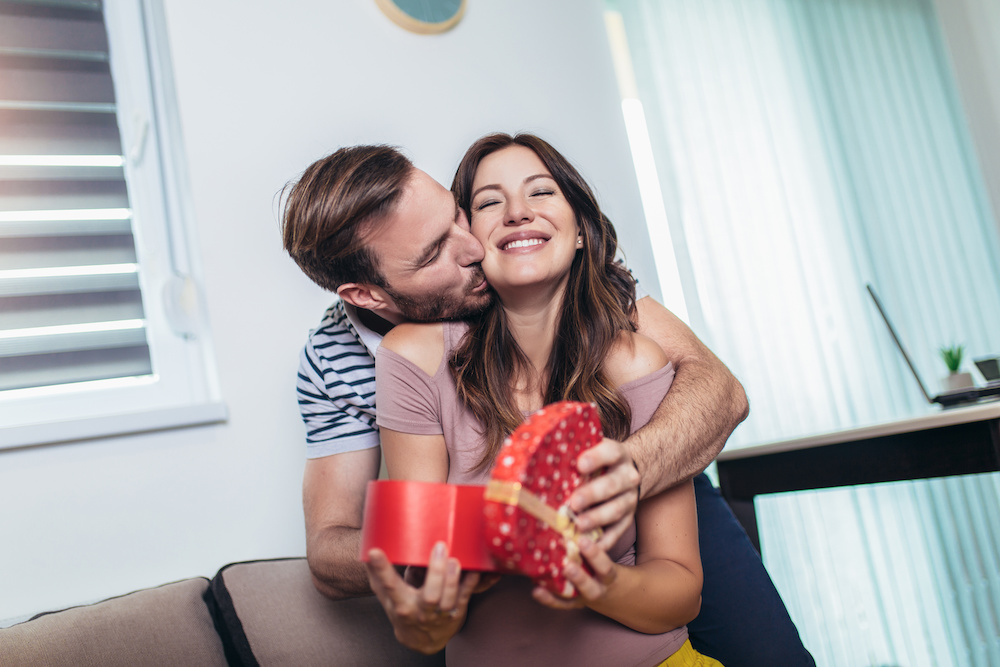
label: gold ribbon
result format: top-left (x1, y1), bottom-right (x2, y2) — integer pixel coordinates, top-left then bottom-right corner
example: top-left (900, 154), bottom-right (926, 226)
top-left (485, 479), bottom-right (601, 548)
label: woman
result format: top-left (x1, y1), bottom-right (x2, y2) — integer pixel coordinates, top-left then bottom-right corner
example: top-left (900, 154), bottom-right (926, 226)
top-left (375, 133), bottom-right (720, 667)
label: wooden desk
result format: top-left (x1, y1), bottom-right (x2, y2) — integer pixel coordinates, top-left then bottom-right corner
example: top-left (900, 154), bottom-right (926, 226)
top-left (716, 401), bottom-right (1000, 551)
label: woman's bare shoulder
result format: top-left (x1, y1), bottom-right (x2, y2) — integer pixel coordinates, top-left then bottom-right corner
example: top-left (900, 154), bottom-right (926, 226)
top-left (604, 331), bottom-right (670, 388)
top-left (380, 322), bottom-right (446, 376)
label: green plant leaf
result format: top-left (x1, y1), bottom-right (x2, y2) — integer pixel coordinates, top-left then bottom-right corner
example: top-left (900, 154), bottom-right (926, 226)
top-left (939, 344), bottom-right (965, 372)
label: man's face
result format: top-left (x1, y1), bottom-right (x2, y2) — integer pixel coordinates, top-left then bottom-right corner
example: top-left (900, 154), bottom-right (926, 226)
top-left (364, 168), bottom-right (492, 322)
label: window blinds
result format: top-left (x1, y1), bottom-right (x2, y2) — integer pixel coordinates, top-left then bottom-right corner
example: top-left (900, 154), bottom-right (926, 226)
top-left (0, 0), bottom-right (152, 393)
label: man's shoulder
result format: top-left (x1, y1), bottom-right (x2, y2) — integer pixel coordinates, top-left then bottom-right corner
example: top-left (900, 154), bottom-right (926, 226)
top-left (305, 302), bottom-right (368, 354)
top-left (308, 300), bottom-right (350, 340)
top-left (295, 301), bottom-right (380, 453)
top-left (299, 301), bottom-right (376, 385)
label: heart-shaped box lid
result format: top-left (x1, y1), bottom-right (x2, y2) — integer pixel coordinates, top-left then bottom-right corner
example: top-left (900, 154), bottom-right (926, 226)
top-left (483, 401), bottom-right (603, 597)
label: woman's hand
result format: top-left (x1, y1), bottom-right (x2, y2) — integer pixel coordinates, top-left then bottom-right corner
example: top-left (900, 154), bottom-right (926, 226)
top-left (365, 542), bottom-right (480, 654)
top-left (530, 535), bottom-right (619, 610)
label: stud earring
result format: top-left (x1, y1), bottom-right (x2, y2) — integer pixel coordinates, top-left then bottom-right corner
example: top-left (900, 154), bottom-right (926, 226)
top-left (576, 236), bottom-right (583, 247)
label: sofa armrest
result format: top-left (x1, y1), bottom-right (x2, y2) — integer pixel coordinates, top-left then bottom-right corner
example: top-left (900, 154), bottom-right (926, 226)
top-left (0, 577), bottom-right (227, 667)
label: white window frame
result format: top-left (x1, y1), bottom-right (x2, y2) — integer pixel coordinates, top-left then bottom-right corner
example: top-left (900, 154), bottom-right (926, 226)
top-left (0, 0), bottom-right (225, 449)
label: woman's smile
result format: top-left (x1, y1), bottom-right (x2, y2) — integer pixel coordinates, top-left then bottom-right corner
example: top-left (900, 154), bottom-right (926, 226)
top-left (498, 230), bottom-right (551, 252)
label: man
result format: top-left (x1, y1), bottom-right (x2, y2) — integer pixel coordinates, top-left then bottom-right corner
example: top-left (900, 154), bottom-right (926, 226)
top-left (282, 145), bottom-right (814, 665)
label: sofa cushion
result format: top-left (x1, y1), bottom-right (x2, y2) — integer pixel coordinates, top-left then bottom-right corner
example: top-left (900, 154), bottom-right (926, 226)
top-left (209, 558), bottom-right (445, 666)
top-left (0, 577), bottom-right (227, 667)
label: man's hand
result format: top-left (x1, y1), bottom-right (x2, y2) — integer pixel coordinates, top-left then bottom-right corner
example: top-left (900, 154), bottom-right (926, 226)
top-left (568, 437), bottom-right (640, 551)
top-left (364, 542), bottom-right (482, 655)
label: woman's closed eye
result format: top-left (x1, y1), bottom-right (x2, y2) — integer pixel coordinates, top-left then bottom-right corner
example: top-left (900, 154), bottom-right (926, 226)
top-left (474, 198), bottom-right (501, 211)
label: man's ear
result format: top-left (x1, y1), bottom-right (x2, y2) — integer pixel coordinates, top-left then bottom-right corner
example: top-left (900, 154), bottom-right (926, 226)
top-left (337, 283), bottom-right (392, 312)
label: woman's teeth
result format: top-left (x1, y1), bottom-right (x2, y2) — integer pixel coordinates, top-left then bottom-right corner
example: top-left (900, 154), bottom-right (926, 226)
top-left (503, 238), bottom-right (545, 251)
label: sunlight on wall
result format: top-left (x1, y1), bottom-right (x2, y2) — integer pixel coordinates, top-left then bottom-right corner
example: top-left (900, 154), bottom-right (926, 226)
top-left (605, 10), bottom-right (689, 324)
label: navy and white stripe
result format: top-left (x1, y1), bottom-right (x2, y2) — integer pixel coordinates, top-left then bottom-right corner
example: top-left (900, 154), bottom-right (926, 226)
top-left (297, 300), bottom-right (381, 458)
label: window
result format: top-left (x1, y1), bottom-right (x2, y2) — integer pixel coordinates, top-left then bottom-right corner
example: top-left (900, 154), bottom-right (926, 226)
top-left (0, 0), bottom-right (224, 448)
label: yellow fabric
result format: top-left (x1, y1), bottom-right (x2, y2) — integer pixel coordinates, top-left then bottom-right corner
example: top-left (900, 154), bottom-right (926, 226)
top-left (656, 639), bottom-right (725, 667)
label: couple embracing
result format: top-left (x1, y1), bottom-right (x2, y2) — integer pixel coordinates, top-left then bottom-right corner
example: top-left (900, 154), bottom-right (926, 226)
top-left (283, 133), bottom-right (814, 666)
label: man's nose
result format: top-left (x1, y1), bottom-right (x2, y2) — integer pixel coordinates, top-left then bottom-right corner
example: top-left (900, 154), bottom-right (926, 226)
top-left (456, 225), bottom-right (485, 266)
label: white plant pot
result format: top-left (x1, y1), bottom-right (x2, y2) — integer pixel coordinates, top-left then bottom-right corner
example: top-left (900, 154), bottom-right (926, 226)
top-left (943, 371), bottom-right (975, 392)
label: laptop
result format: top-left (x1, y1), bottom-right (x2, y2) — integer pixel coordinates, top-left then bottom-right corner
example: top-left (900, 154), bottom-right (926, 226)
top-left (866, 283), bottom-right (1000, 407)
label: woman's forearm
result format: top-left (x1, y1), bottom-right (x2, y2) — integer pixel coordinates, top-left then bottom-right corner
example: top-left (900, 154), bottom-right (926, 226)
top-left (584, 559), bottom-right (702, 634)
top-left (565, 482), bottom-right (702, 634)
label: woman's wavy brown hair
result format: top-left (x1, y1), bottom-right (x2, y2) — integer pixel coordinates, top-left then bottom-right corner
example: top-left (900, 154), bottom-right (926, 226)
top-left (450, 133), bottom-right (638, 472)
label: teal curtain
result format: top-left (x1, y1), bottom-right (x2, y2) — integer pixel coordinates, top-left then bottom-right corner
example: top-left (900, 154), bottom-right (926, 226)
top-left (610, 0), bottom-right (1000, 664)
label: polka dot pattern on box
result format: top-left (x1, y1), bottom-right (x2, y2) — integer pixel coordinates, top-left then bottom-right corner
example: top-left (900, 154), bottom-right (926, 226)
top-left (484, 401), bottom-right (604, 598)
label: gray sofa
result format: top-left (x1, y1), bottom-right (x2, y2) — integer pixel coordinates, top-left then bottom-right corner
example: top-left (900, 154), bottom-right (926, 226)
top-left (0, 558), bottom-right (445, 666)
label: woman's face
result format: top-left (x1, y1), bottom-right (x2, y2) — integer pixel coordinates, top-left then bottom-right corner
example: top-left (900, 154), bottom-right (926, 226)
top-left (469, 145), bottom-right (580, 295)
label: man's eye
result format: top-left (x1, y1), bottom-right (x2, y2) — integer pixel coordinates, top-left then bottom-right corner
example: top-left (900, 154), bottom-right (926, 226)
top-left (423, 248), bottom-right (441, 266)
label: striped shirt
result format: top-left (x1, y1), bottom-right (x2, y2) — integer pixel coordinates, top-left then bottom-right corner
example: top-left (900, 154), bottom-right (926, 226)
top-left (297, 266), bottom-right (646, 458)
top-left (297, 300), bottom-right (383, 458)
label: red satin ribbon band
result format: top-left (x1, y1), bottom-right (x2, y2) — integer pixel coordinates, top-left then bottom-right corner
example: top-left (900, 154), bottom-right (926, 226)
top-left (359, 479), bottom-right (497, 571)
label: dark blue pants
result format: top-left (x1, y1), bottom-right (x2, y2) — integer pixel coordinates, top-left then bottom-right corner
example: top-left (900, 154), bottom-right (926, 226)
top-left (688, 473), bottom-right (816, 666)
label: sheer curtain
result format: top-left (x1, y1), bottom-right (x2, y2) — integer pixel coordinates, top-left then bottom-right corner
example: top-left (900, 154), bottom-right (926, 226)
top-left (609, 0), bottom-right (1000, 664)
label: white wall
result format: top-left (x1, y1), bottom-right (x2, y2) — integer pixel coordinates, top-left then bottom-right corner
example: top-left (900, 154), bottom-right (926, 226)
top-left (0, 0), bottom-right (656, 622)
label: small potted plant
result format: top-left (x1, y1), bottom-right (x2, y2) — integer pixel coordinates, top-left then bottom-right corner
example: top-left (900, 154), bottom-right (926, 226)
top-left (940, 344), bottom-right (974, 391)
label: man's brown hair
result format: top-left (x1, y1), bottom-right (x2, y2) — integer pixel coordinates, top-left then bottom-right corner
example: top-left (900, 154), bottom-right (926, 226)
top-left (281, 145), bottom-right (413, 291)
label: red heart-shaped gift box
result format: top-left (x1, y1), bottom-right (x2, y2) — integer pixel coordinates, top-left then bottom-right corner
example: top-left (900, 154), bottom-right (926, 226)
top-left (483, 401), bottom-right (603, 597)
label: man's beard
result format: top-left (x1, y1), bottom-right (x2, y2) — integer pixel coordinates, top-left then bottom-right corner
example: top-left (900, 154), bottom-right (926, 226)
top-left (384, 266), bottom-right (494, 322)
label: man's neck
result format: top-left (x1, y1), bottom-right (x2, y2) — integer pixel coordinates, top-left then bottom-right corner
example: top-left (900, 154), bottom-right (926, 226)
top-left (355, 307), bottom-right (397, 336)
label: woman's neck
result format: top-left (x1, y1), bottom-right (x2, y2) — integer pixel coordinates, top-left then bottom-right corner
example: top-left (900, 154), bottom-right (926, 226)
top-left (498, 278), bottom-right (569, 406)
